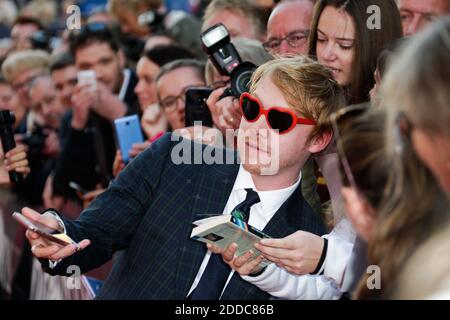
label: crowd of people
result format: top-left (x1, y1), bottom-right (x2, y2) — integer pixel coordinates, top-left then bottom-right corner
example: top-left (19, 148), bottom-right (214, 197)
top-left (0, 0), bottom-right (449, 300)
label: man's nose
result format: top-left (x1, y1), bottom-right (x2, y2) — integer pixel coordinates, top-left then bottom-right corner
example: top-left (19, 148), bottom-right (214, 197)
top-left (404, 15), bottom-right (422, 36)
top-left (92, 66), bottom-right (104, 83)
top-left (42, 103), bottom-right (52, 116)
top-left (63, 86), bottom-right (71, 98)
top-left (176, 97), bottom-right (185, 112)
top-left (278, 39), bottom-right (291, 55)
top-left (251, 112), bottom-right (270, 131)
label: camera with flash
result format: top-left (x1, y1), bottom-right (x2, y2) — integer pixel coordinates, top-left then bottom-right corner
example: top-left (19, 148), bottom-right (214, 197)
top-left (200, 23), bottom-right (257, 98)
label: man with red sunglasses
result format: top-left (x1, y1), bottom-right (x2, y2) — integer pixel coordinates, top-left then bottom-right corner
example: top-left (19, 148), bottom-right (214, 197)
top-left (209, 56), bottom-right (353, 299)
top-left (21, 56), bottom-right (345, 300)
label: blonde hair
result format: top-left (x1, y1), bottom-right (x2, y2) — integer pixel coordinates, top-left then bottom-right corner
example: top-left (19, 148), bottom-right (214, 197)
top-left (382, 16), bottom-right (450, 138)
top-left (250, 56), bottom-right (345, 143)
top-left (1, 50), bottom-right (50, 83)
top-left (356, 17), bottom-right (450, 299)
top-left (205, 37), bottom-right (273, 86)
top-left (356, 127), bottom-right (448, 299)
top-left (203, 0), bottom-right (267, 39)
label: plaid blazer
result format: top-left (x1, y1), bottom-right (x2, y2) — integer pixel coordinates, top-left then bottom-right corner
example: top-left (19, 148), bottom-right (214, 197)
top-left (43, 133), bottom-right (327, 299)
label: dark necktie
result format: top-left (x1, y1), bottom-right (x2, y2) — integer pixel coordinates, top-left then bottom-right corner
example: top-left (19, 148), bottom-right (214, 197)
top-left (190, 188), bottom-right (260, 300)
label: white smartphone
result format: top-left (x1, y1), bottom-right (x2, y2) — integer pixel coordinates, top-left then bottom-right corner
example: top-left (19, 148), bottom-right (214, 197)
top-left (77, 70), bottom-right (97, 92)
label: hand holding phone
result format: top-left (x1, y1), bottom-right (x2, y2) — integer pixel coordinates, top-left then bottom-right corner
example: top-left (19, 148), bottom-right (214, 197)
top-left (13, 211), bottom-right (74, 246)
top-left (114, 115), bottom-right (144, 164)
top-left (77, 70), bottom-right (97, 92)
top-left (185, 87), bottom-right (214, 128)
top-left (16, 208), bottom-right (91, 260)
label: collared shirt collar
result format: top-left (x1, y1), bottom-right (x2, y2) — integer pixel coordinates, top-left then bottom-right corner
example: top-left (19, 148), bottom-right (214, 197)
top-left (231, 165), bottom-right (302, 219)
top-left (118, 69), bottom-right (131, 101)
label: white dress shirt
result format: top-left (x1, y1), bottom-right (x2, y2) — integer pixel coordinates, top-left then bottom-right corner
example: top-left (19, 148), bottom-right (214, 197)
top-left (118, 69), bottom-right (131, 101)
top-left (323, 218), bottom-right (357, 289)
top-left (187, 165), bottom-right (301, 298)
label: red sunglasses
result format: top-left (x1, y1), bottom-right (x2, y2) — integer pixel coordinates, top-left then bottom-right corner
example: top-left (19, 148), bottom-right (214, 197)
top-left (239, 92), bottom-right (316, 135)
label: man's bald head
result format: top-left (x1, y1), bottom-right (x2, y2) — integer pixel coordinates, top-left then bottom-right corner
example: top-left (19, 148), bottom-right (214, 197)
top-left (264, 0), bottom-right (315, 57)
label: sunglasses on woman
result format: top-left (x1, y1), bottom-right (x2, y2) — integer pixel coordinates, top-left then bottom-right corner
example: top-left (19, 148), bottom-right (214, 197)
top-left (239, 92), bottom-right (316, 135)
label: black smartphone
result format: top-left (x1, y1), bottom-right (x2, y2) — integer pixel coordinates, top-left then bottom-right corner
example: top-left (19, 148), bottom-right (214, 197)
top-left (185, 87), bottom-right (214, 128)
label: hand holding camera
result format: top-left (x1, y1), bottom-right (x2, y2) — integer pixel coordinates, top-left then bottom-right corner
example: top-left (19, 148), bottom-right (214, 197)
top-left (0, 143), bottom-right (29, 185)
top-left (0, 110), bottom-right (26, 183)
top-left (186, 23), bottom-right (255, 133)
top-left (218, 95), bottom-right (242, 128)
top-left (205, 87), bottom-right (242, 134)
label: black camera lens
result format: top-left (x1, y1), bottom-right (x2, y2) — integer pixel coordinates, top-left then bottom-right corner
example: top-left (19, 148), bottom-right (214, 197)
top-left (230, 62), bottom-right (257, 98)
top-left (232, 69), bottom-right (253, 97)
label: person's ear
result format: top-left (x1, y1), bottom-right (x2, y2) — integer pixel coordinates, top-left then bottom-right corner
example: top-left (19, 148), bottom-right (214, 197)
top-left (341, 186), bottom-right (376, 242)
top-left (307, 130), bottom-right (333, 154)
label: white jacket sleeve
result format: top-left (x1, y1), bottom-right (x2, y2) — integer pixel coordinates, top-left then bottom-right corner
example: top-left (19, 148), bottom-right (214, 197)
top-left (241, 219), bottom-right (357, 300)
top-left (241, 264), bottom-right (342, 300)
top-left (322, 219), bottom-right (357, 287)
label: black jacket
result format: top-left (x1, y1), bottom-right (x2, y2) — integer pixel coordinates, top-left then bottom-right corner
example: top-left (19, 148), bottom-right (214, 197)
top-left (53, 70), bottom-right (139, 196)
top-left (43, 134), bottom-right (327, 299)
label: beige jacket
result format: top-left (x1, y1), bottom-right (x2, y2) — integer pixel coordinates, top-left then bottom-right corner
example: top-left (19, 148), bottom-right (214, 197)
top-left (389, 220), bottom-right (450, 299)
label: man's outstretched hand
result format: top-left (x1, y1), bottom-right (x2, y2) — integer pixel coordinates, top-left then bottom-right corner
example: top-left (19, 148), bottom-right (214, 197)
top-left (23, 207), bottom-right (91, 261)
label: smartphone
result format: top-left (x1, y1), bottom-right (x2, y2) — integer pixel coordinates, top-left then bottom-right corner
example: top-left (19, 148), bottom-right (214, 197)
top-left (69, 181), bottom-right (88, 195)
top-left (185, 87), bottom-right (214, 128)
top-left (12, 212), bottom-right (74, 246)
top-left (113, 114), bottom-right (144, 164)
top-left (77, 70), bottom-right (97, 92)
